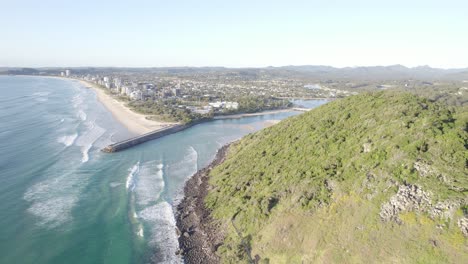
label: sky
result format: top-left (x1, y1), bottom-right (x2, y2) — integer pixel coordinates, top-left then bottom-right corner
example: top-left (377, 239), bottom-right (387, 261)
top-left (1, 0), bottom-right (467, 68)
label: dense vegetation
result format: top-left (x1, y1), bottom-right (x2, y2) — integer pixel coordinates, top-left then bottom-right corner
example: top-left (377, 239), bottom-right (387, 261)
top-left (219, 96), bottom-right (292, 114)
top-left (128, 96), bottom-right (290, 123)
top-left (127, 99), bottom-right (210, 124)
top-left (205, 92), bottom-right (467, 263)
top-left (402, 85), bottom-right (468, 107)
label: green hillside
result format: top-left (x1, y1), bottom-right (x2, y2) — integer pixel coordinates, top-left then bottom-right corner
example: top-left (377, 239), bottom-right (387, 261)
top-left (205, 92), bottom-right (468, 263)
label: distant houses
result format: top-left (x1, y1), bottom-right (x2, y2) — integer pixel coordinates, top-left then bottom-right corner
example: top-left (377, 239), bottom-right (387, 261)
top-left (129, 90), bottom-right (143, 100)
top-left (69, 72), bottom-right (299, 118)
top-left (208, 101), bottom-right (239, 110)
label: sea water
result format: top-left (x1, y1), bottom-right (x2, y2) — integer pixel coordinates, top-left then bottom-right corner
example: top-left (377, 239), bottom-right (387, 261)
top-left (0, 76), bottom-right (327, 263)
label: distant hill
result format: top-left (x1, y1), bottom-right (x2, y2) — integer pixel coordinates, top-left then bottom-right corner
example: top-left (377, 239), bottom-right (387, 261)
top-left (275, 65), bottom-right (468, 80)
top-left (0, 68), bottom-right (39, 75)
top-left (2, 65), bottom-right (468, 81)
top-left (205, 92), bottom-right (468, 263)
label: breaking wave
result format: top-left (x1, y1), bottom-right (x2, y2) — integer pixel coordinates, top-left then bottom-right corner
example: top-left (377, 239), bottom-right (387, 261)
top-left (77, 109), bottom-right (87, 121)
top-left (135, 161), bottom-right (165, 206)
top-left (169, 146), bottom-right (199, 204)
top-left (75, 121), bottom-right (106, 163)
top-left (71, 94), bottom-right (83, 108)
top-left (168, 146), bottom-right (198, 181)
top-left (126, 162), bottom-right (140, 191)
top-left (57, 133), bottom-right (78, 147)
top-left (138, 202), bottom-right (182, 264)
top-left (32, 91), bottom-right (51, 102)
top-left (23, 166), bottom-right (87, 229)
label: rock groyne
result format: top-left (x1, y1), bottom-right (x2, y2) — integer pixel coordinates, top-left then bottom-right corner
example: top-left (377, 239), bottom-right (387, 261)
top-left (102, 124), bottom-right (190, 153)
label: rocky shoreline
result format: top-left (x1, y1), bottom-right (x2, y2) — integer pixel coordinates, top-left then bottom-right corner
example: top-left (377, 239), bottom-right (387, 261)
top-left (175, 145), bottom-right (230, 264)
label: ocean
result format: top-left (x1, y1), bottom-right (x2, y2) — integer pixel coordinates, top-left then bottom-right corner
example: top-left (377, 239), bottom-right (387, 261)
top-left (0, 76), bottom-right (327, 263)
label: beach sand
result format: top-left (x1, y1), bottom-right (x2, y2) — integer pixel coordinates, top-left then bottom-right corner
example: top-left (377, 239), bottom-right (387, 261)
top-left (79, 80), bottom-right (178, 135)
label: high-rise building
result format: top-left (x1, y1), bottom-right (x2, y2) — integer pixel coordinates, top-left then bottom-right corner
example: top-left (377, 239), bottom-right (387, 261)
top-left (172, 88), bottom-right (181, 96)
top-left (65, 70), bottom-right (71, 76)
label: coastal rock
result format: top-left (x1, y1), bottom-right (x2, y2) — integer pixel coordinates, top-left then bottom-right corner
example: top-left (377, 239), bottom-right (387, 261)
top-left (175, 145), bottom-right (230, 264)
top-left (379, 184), bottom-right (432, 223)
top-left (413, 160), bottom-right (452, 184)
top-left (458, 217), bottom-right (468, 237)
top-left (413, 160), bottom-right (434, 178)
top-left (380, 184), bottom-right (465, 227)
top-left (428, 200), bottom-right (461, 220)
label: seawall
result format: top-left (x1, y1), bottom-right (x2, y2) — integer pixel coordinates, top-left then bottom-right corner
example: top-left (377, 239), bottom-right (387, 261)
top-left (102, 107), bottom-right (302, 153)
top-left (102, 124), bottom-right (189, 153)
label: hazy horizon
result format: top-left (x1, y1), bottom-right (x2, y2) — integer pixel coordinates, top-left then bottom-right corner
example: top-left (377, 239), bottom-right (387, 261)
top-left (2, 64), bottom-right (468, 70)
top-left (1, 0), bottom-right (468, 68)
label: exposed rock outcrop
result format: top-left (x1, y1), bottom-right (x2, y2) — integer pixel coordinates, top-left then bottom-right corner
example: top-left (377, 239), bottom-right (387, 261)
top-left (458, 217), bottom-right (468, 237)
top-left (413, 160), bottom-right (435, 178)
top-left (429, 200), bottom-right (461, 220)
top-left (380, 184), bottom-right (466, 237)
top-left (380, 184), bottom-right (432, 223)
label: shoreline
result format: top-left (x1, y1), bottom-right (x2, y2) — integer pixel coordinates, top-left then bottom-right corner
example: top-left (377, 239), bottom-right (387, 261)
top-left (175, 144), bottom-right (230, 264)
top-left (77, 79), bottom-right (178, 135)
top-left (13, 75), bottom-right (315, 151)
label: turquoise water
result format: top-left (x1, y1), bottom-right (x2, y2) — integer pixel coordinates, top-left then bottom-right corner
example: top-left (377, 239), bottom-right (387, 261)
top-left (0, 76), bottom-right (327, 263)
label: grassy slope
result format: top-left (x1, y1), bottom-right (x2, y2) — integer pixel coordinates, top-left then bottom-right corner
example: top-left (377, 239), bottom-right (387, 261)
top-left (205, 92), bottom-right (468, 263)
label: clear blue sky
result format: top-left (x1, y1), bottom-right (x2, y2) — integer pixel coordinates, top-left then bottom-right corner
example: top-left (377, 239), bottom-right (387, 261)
top-left (1, 0), bottom-right (467, 68)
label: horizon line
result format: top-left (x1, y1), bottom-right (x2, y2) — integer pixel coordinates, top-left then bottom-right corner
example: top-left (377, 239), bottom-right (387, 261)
top-left (2, 64), bottom-right (468, 70)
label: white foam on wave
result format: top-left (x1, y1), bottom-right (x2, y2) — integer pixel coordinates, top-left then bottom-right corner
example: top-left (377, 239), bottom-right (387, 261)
top-left (80, 145), bottom-right (91, 163)
top-left (57, 133), bottom-right (78, 147)
top-left (126, 162), bottom-right (140, 191)
top-left (75, 121), bottom-right (106, 163)
top-left (23, 167), bottom-right (86, 229)
top-left (25, 195), bottom-right (77, 228)
top-left (32, 91), bottom-right (51, 102)
top-left (109, 182), bottom-right (123, 188)
top-left (168, 146), bottom-right (199, 204)
top-left (71, 94), bottom-right (83, 108)
top-left (138, 202), bottom-right (182, 264)
top-left (72, 94), bottom-right (87, 122)
top-left (134, 161), bottom-right (165, 206)
top-left (125, 160), bottom-right (181, 262)
top-left (32, 91), bottom-right (51, 97)
top-left (137, 226), bottom-right (144, 237)
top-left (168, 146), bottom-right (198, 179)
top-left (77, 109), bottom-right (87, 121)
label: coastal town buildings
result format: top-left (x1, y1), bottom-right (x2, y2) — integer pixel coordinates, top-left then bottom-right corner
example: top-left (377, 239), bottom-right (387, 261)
top-left (51, 68), bottom-right (351, 122)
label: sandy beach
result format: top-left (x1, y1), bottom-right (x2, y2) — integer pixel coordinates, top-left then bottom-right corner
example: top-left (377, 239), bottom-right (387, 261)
top-left (78, 80), bottom-right (178, 135)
